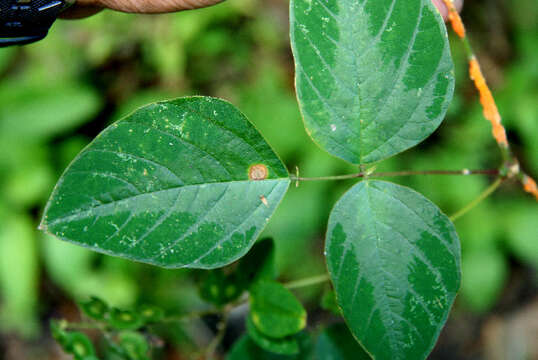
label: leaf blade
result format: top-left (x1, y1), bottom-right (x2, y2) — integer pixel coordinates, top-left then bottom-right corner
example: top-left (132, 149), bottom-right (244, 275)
top-left (246, 316), bottom-right (300, 355)
top-left (249, 281), bottom-right (307, 339)
top-left (41, 97), bottom-right (290, 269)
top-left (325, 180), bottom-right (461, 360)
top-left (290, 0), bottom-right (455, 164)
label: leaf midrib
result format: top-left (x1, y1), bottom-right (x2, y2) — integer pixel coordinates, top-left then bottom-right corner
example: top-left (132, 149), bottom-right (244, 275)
top-left (43, 177), bottom-right (290, 228)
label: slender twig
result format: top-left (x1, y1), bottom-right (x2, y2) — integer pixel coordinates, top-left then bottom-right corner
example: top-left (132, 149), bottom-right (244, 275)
top-left (291, 168), bottom-right (499, 182)
top-left (449, 177), bottom-right (504, 222)
top-left (64, 321), bottom-right (107, 331)
top-left (283, 274), bottom-right (331, 290)
top-left (160, 309), bottom-right (221, 323)
top-left (442, 0), bottom-right (537, 201)
top-left (205, 313), bottom-right (229, 360)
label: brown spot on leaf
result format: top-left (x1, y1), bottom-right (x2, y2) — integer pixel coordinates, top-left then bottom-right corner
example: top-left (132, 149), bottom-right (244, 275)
top-left (249, 164), bottom-right (268, 180)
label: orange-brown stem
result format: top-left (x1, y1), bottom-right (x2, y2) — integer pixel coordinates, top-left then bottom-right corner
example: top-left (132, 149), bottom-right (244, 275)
top-left (442, 0), bottom-right (537, 202)
top-left (522, 175), bottom-right (538, 201)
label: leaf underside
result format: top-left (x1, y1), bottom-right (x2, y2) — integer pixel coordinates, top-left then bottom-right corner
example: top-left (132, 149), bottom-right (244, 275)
top-left (40, 97), bottom-right (290, 269)
top-left (290, 0), bottom-right (455, 164)
top-left (326, 180), bottom-right (461, 360)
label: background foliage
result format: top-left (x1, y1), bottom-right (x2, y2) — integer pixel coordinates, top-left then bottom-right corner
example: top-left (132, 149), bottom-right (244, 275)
top-left (0, 0), bottom-right (536, 358)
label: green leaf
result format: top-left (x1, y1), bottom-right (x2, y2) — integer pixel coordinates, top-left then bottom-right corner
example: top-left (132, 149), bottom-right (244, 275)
top-left (461, 249), bottom-right (507, 313)
top-left (249, 281), bottom-right (307, 338)
top-left (0, 82), bottom-right (100, 141)
top-left (504, 206), bottom-right (538, 268)
top-left (316, 324), bottom-right (371, 360)
top-left (108, 308), bottom-right (145, 330)
top-left (50, 320), bottom-right (69, 347)
top-left (227, 336), bottom-right (284, 360)
top-left (3, 159), bottom-right (54, 208)
top-left (199, 269), bottom-right (243, 306)
top-left (290, 0), bottom-right (455, 164)
top-left (320, 289), bottom-right (341, 316)
top-left (325, 180), bottom-right (461, 360)
top-left (40, 97), bottom-right (290, 269)
top-left (199, 238), bottom-right (276, 305)
top-left (0, 214), bottom-right (39, 336)
top-left (228, 334), bottom-right (313, 360)
top-left (236, 238), bottom-right (277, 287)
top-left (64, 332), bottom-right (96, 359)
top-left (79, 296), bottom-right (109, 320)
top-left (118, 331), bottom-right (150, 360)
top-left (138, 304), bottom-right (165, 323)
top-left (246, 316), bottom-right (300, 355)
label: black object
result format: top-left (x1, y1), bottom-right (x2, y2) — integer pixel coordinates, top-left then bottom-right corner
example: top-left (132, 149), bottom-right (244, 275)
top-left (0, 0), bottom-right (72, 47)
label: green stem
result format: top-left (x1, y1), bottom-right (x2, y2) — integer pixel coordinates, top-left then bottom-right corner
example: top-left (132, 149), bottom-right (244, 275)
top-left (461, 36), bottom-right (474, 60)
top-left (283, 274), bottom-right (331, 290)
top-left (291, 168), bottom-right (498, 182)
top-left (161, 308), bottom-right (221, 322)
top-left (205, 313), bottom-right (228, 360)
top-left (449, 177), bottom-right (503, 222)
top-left (64, 321), bottom-right (106, 330)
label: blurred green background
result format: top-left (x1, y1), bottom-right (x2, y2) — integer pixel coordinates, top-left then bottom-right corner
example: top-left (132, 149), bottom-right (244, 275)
top-left (0, 0), bottom-right (536, 358)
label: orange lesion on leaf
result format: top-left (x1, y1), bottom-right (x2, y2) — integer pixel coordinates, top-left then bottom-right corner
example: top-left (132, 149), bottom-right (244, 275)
top-left (248, 164), bottom-right (268, 181)
top-left (522, 175), bottom-right (538, 201)
top-left (442, 0), bottom-right (465, 38)
top-left (468, 57), bottom-right (509, 147)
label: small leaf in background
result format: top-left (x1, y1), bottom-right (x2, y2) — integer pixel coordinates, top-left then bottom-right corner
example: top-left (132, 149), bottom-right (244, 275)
top-left (199, 238), bottom-right (276, 306)
top-left (246, 316), bottom-right (300, 355)
top-left (138, 304), bottom-right (165, 323)
top-left (227, 336), bottom-right (280, 360)
top-left (109, 308), bottom-right (145, 330)
top-left (199, 269), bottom-right (243, 306)
top-left (249, 281), bottom-right (307, 338)
top-left (118, 331), bottom-right (150, 360)
top-left (320, 289), bottom-right (341, 316)
top-left (316, 323), bottom-right (371, 360)
top-left (3, 159), bottom-right (54, 208)
top-left (79, 296), bottom-right (109, 320)
top-left (50, 320), bottom-right (69, 348)
top-left (236, 237), bottom-right (277, 288)
top-left (58, 136), bottom-right (91, 170)
top-left (64, 332), bottom-right (97, 359)
top-left (461, 249), bottom-right (508, 313)
top-left (228, 333), bottom-right (313, 360)
top-left (41, 234), bottom-right (139, 306)
top-left (290, 0), bottom-right (454, 164)
top-left (0, 82), bottom-right (101, 141)
top-left (326, 180), bottom-right (461, 360)
top-left (0, 214), bottom-right (39, 337)
top-left (503, 206), bottom-right (538, 268)
top-left (40, 97), bottom-right (290, 269)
